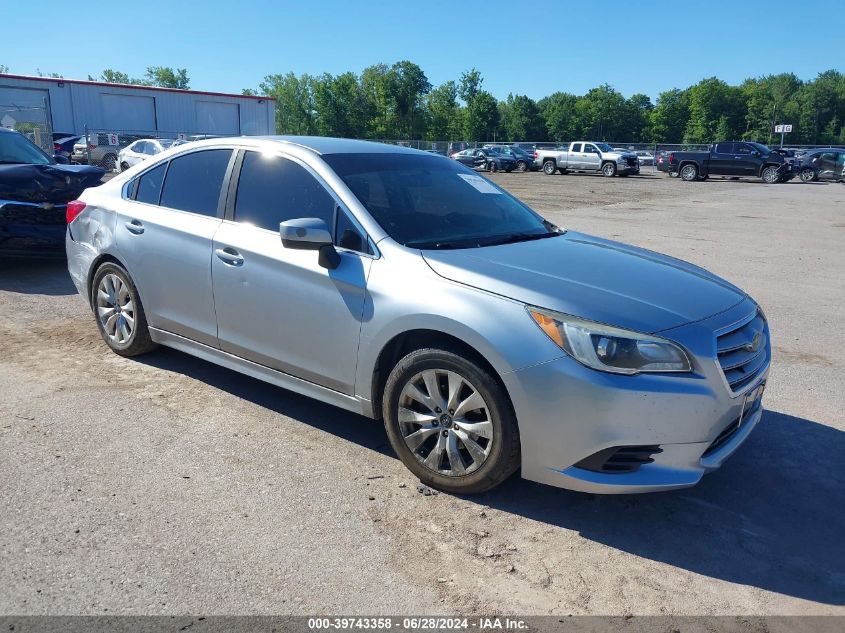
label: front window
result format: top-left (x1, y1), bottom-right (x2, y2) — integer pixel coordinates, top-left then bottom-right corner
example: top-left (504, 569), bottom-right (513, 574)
top-left (748, 142), bottom-right (771, 156)
top-left (323, 152), bottom-right (560, 250)
top-left (0, 131), bottom-right (52, 165)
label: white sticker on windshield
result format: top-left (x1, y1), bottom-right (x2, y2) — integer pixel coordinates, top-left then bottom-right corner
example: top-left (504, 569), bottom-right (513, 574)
top-left (457, 173), bottom-right (502, 194)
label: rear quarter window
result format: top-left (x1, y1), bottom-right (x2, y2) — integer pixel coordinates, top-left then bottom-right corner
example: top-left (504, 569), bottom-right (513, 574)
top-left (134, 162), bottom-right (167, 205)
top-left (159, 149), bottom-right (232, 216)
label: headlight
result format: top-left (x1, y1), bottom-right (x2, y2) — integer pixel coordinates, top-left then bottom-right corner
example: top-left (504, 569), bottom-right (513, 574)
top-left (527, 307), bottom-right (692, 374)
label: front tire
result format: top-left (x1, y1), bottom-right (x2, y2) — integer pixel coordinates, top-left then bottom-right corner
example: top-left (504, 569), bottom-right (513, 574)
top-left (799, 168), bottom-right (816, 183)
top-left (761, 165), bottom-right (780, 184)
top-left (542, 160), bottom-right (557, 175)
top-left (101, 153), bottom-right (117, 171)
top-left (382, 349), bottom-right (520, 495)
top-left (91, 262), bottom-right (157, 357)
top-left (680, 163), bottom-right (698, 181)
top-left (602, 162), bottom-right (617, 177)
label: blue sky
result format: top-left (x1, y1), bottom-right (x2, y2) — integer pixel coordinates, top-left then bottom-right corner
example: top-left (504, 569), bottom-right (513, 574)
top-left (3, 1), bottom-right (843, 101)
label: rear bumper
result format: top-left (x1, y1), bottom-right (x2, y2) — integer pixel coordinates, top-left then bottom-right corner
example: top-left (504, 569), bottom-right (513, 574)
top-left (0, 200), bottom-right (68, 257)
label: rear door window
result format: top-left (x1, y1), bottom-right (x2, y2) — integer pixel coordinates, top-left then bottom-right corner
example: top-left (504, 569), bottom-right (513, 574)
top-left (715, 142), bottom-right (734, 154)
top-left (134, 162), bottom-right (167, 205)
top-left (233, 151), bottom-right (336, 231)
top-left (159, 149), bottom-right (232, 216)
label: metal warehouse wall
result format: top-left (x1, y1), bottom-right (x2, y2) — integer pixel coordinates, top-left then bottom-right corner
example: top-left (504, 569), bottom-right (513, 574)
top-left (0, 74), bottom-right (276, 136)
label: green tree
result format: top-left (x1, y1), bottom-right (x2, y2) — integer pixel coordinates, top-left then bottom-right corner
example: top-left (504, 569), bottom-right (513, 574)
top-left (386, 61), bottom-right (431, 139)
top-left (683, 77), bottom-right (745, 143)
top-left (0, 64), bottom-right (9, 74)
top-left (458, 68), bottom-right (483, 102)
top-left (314, 72), bottom-right (367, 138)
top-left (464, 91), bottom-right (499, 141)
top-left (259, 72), bottom-right (317, 135)
top-left (425, 81), bottom-right (462, 140)
top-left (144, 66), bottom-right (190, 89)
top-left (648, 88), bottom-right (690, 142)
top-left (36, 69), bottom-right (63, 78)
top-left (360, 63), bottom-right (394, 137)
top-left (622, 93), bottom-right (653, 142)
top-left (574, 84), bottom-right (627, 139)
top-left (538, 92), bottom-right (578, 141)
top-left (498, 94), bottom-right (544, 141)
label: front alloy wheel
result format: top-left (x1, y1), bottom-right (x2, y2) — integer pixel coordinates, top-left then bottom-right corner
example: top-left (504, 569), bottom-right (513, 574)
top-left (602, 162), bottom-right (617, 177)
top-left (398, 369), bottom-right (493, 476)
top-left (799, 168), bottom-right (816, 183)
top-left (761, 165), bottom-right (780, 184)
top-left (382, 349), bottom-right (520, 494)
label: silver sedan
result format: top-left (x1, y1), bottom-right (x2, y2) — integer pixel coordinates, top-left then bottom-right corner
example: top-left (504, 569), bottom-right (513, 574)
top-left (66, 136), bottom-right (770, 494)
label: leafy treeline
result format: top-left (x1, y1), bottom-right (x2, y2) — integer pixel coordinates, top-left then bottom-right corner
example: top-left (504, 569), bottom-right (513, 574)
top-left (245, 62), bottom-right (845, 145)
top-left (6, 62), bottom-right (844, 144)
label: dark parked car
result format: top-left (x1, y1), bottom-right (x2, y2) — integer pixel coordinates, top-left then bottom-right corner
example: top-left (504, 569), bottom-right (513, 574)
top-left (53, 133), bottom-right (83, 162)
top-left (0, 127), bottom-right (104, 257)
top-left (452, 148), bottom-right (516, 172)
top-left (483, 145), bottom-right (538, 171)
top-left (797, 148), bottom-right (845, 183)
top-left (667, 141), bottom-right (796, 183)
top-left (656, 151), bottom-right (677, 176)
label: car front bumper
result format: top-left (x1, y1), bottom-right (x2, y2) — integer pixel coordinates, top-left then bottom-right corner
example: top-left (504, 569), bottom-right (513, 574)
top-left (503, 297), bottom-right (770, 494)
top-left (617, 163), bottom-right (640, 175)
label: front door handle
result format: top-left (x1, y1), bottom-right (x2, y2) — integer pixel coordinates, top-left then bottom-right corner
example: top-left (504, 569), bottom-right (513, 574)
top-left (125, 219), bottom-right (144, 234)
top-left (215, 247), bottom-right (244, 266)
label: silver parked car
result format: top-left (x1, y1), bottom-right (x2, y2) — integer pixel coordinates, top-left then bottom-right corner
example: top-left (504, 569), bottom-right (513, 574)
top-left (66, 136), bottom-right (770, 495)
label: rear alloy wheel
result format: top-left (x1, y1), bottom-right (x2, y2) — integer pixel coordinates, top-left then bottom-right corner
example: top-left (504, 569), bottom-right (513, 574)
top-left (515, 160), bottom-right (528, 172)
top-left (91, 262), bottom-right (157, 357)
top-left (799, 168), bottom-right (816, 183)
top-left (120, 162), bottom-right (130, 172)
top-left (680, 164), bottom-right (698, 181)
top-left (602, 162), bottom-right (617, 177)
top-left (761, 165), bottom-right (780, 184)
top-left (543, 160), bottom-right (557, 175)
top-left (383, 349), bottom-right (520, 494)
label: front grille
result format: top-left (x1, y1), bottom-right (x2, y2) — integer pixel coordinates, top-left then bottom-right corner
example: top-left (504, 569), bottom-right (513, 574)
top-left (702, 396), bottom-right (763, 457)
top-left (575, 445), bottom-right (663, 474)
top-left (716, 310), bottom-right (768, 393)
top-left (0, 202), bottom-right (67, 226)
top-left (626, 157), bottom-right (637, 167)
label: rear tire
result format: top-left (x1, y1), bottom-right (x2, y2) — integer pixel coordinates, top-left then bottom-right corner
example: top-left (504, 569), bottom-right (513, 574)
top-left (120, 162), bottom-right (130, 172)
top-left (602, 162), bottom-right (617, 177)
top-left (382, 349), bottom-right (520, 495)
top-left (515, 160), bottom-right (528, 172)
top-left (91, 262), bottom-right (157, 357)
top-left (542, 160), bottom-right (557, 175)
top-left (680, 163), bottom-right (698, 181)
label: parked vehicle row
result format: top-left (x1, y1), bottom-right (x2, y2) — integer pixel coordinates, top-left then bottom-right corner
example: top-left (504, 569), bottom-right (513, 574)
top-left (535, 142), bottom-right (640, 177)
top-left (797, 148), bottom-right (845, 182)
top-left (451, 147), bottom-right (517, 172)
top-left (65, 136), bottom-right (770, 495)
top-left (118, 138), bottom-right (186, 172)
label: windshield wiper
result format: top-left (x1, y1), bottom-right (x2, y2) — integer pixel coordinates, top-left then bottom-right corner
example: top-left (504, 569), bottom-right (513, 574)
top-left (476, 231), bottom-right (562, 247)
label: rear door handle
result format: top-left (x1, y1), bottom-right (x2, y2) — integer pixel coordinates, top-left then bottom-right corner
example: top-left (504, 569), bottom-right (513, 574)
top-left (215, 247), bottom-right (244, 266)
top-left (125, 219), bottom-right (144, 234)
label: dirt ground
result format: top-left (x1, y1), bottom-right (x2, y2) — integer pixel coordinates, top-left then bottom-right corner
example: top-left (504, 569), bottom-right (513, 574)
top-left (1, 169), bottom-right (843, 617)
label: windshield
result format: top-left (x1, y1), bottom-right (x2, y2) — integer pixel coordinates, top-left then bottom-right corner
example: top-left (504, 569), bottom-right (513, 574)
top-left (748, 142), bottom-right (771, 156)
top-left (323, 152), bottom-right (561, 249)
top-left (595, 143), bottom-right (614, 152)
top-left (0, 132), bottom-right (52, 165)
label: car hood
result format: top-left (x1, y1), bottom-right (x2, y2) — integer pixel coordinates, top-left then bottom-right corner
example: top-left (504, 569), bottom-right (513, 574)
top-left (422, 231), bottom-right (746, 333)
top-left (0, 163), bottom-right (105, 203)
top-left (603, 151), bottom-right (636, 160)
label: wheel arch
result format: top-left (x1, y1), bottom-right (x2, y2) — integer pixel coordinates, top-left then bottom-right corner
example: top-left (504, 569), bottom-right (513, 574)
top-left (86, 253), bottom-right (129, 308)
top-left (369, 328), bottom-right (514, 422)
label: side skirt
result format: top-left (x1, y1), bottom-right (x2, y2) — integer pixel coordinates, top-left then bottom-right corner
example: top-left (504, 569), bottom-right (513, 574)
top-left (149, 328), bottom-right (372, 417)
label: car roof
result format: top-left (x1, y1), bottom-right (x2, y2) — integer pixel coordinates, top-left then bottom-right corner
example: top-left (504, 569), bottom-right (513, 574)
top-left (254, 135), bottom-right (423, 156)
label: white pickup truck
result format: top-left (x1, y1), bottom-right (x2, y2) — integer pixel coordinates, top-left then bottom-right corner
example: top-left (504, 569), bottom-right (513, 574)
top-left (534, 142), bottom-right (640, 177)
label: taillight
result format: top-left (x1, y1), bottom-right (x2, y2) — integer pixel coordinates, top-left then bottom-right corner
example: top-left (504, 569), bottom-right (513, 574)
top-left (533, 151), bottom-right (538, 159)
top-left (66, 200), bottom-right (86, 224)
top-left (668, 152), bottom-right (675, 162)
top-left (54, 143), bottom-right (62, 152)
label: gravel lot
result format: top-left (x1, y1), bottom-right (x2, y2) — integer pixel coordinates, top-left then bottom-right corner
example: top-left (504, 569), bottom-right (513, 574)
top-left (1, 170), bottom-right (843, 616)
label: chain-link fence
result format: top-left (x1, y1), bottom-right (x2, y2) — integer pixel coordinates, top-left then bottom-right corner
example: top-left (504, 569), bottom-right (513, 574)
top-left (0, 99), bottom-right (53, 152)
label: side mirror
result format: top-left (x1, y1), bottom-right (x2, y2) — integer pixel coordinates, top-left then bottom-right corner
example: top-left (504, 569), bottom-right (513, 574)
top-left (279, 217), bottom-right (340, 270)
top-left (53, 154), bottom-right (69, 164)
